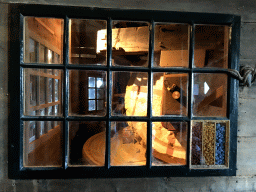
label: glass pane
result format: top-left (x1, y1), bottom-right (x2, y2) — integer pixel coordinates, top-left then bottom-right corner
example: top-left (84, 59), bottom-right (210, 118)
top-left (39, 76), bottom-right (46, 105)
top-left (88, 88), bottom-right (96, 99)
top-left (154, 24), bottom-right (190, 68)
top-left (88, 77), bottom-right (95, 87)
top-left (152, 122), bottom-right (187, 165)
top-left (194, 25), bottom-right (230, 68)
top-left (111, 21), bottom-right (149, 67)
top-left (112, 72), bottom-right (148, 116)
top-left (28, 38), bottom-right (37, 62)
top-left (97, 100), bottom-right (104, 110)
top-left (153, 73), bottom-right (188, 116)
top-left (97, 77), bottom-right (104, 88)
top-left (97, 89), bottom-right (104, 99)
top-left (69, 70), bottom-right (107, 116)
top-left (111, 121), bottom-right (147, 166)
top-left (47, 49), bottom-right (53, 64)
top-left (69, 121), bottom-right (106, 166)
top-left (193, 73), bottom-right (227, 117)
top-left (23, 121), bottom-right (63, 167)
top-left (24, 17), bottom-right (63, 64)
top-left (55, 79), bottom-right (59, 102)
top-left (70, 19), bottom-right (107, 65)
top-left (24, 68), bottom-right (63, 116)
top-left (39, 44), bottom-right (46, 63)
top-left (47, 78), bottom-right (53, 103)
top-left (88, 100), bottom-right (96, 111)
top-left (48, 106), bottom-right (53, 116)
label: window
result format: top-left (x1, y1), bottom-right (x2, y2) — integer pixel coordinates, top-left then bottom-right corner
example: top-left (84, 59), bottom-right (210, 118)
top-left (8, 4), bottom-right (240, 178)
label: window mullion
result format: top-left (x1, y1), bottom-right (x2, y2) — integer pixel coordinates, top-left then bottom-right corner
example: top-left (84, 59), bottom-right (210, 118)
top-left (105, 18), bottom-right (112, 169)
top-left (63, 16), bottom-right (69, 169)
top-left (188, 23), bottom-right (195, 166)
top-left (146, 20), bottom-right (155, 168)
top-left (188, 23), bottom-right (195, 119)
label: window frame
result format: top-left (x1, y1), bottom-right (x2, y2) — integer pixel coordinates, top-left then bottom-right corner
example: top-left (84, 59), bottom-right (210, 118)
top-left (8, 3), bottom-right (240, 179)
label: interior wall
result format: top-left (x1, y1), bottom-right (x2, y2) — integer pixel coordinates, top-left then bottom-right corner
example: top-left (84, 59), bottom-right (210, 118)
top-left (1, 0), bottom-right (256, 191)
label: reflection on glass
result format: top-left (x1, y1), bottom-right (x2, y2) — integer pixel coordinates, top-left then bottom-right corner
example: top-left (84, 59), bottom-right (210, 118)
top-left (194, 25), bottom-right (230, 68)
top-left (193, 73), bottom-right (227, 117)
top-left (97, 77), bottom-right (104, 88)
top-left (55, 79), bottom-right (59, 102)
top-left (48, 78), bottom-right (53, 103)
top-left (88, 100), bottom-right (96, 111)
top-left (110, 121), bottom-right (146, 166)
top-left (154, 24), bottom-right (190, 67)
top-left (88, 88), bottom-right (96, 99)
top-left (70, 19), bottom-right (107, 65)
top-left (88, 77), bottom-right (95, 87)
top-left (23, 121), bottom-right (62, 167)
top-left (24, 68), bottom-right (63, 116)
top-left (39, 77), bottom-right (46, 105)
top-left (152, 122), bottom-right (187, 165)
top-left (24, 17), bottom-right (63, 64)
top-left (111, 21), bottom-right (149, 67)
top-left (69, 121), bottom-right (106, 166)
top-left (112, 72), bottom-right (148, 116)
top-left (153, 73), bottom-right (188, 116)
top-left (69, 70), bottom-right (106, 116)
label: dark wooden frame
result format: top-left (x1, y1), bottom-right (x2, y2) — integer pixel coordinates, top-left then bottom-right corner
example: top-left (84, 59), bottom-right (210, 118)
top-left (8, 3), bottom-right (240, 179)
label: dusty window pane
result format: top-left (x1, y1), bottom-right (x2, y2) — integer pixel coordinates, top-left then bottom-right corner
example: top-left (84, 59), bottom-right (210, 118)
top-left (70, 19), bottom-right (107, 65)
top-left (194, 25), bottom-right (230, 68)
top-left (111, 21), bottom-right (149, 67)
top-left (97, 89), bottom-right (104, 99)
top-left (24, 17), bottom-right (63, 64)
top-left (48, 78), bottom-right (53, 103)
top-left (110, 121), bottom-right (147, 166)
top-left (193, 73), bottom-right (227, 117)
top-left (69, 70), bottom-right (107, 116)
top-left (152, 122), bottom-right (187, 166)
top-left (69, 121), bottom-right (106, 166)
top-left (154, 24), bottom-right (190, 68)
top-left (23, 68), bottom-right (63, 116)
top-left (88, 100), bottom-right (96, 111)
top-left (23, 121), bottom-right (63, 167)
top-left (97, 100), bottom-right (104, 110)
top-left (153, 73), bottom-right (188, 116)
top-left (88, 77), bottom-right (95, 87)
top-left (112, 72), bottom-right (148, 116)
top-left (97, 77), bottom-right (104, 88)
top-left (48, 106), bottom-right (53, 116)
top-left (29, 38), bottom-right (37, 62)
top-left (39, 76), bottom-right (46, 105)
top-left (88, 88), bottom-right (96, 99)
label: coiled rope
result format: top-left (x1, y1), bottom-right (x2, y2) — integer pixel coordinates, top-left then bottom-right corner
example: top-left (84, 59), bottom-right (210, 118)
top-left (228, 65), bottom-right (256, 87)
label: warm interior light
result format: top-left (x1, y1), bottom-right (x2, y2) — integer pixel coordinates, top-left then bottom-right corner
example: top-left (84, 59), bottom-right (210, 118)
top-left (48, 49), bottom-right (52, 63)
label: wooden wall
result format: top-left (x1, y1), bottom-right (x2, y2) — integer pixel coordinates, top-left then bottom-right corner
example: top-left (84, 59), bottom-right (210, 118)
top-left (1, 0), bottom-right (256, 191)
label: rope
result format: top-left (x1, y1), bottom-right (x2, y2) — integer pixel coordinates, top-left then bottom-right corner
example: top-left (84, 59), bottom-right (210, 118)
top-left (228, 65), bottom-right (256, 87)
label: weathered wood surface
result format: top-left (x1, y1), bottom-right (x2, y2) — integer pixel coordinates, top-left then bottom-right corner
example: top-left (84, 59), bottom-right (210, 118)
top-left (240, 23), bottom-right (256, 60)
top-left (2, 177), bottom-right (256, 191)
top-left (2, 0), bottom-right (256, 22)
